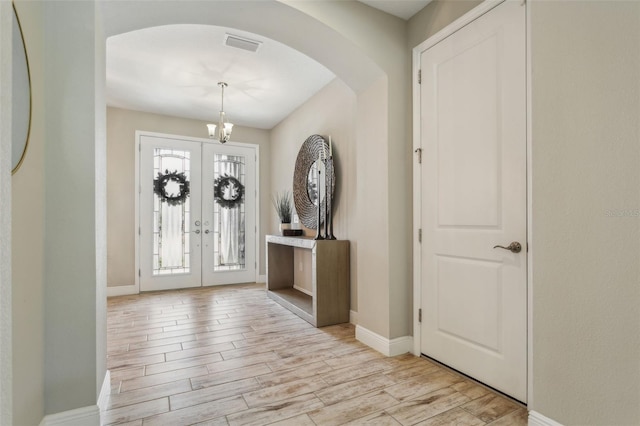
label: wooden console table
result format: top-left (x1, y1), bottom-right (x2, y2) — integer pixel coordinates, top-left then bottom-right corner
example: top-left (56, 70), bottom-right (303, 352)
top-left (266, 235), bottom-right (350, 327)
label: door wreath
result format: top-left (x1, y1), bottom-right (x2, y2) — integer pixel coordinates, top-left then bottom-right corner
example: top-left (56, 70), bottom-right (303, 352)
top-left (153, 169), bottom-right (190, 206)
top-left (214, 174), bottom-right (245, 208)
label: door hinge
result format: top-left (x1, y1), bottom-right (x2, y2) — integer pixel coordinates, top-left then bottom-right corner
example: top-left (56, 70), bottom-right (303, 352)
top-left (418, 69), bottom-right (422, 84)
top-left (414, 148), bottom-right (422, 164)
top-left (138, 269), bottom-right (141, 277)
top-left (138, 227), bottom-right (141, 236)
top-left (418, 308), bottom-right (422, 323)
top-left (418, 228), bottom-right (422, 243)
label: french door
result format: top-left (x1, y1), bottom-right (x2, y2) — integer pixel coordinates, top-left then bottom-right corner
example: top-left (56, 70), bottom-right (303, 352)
top-left (139, 133), bottom-right (256, 291)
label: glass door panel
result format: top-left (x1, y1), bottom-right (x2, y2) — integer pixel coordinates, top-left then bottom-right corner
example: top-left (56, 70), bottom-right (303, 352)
top-left (153, 148), bottom-right (192, 275)
top-left (202, 144), bottom-right (256, 285)
top-left (214, 153), bottom-right (246, 271)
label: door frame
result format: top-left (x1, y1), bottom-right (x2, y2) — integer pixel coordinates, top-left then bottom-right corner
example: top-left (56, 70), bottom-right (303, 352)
top-left (134, 130), bottom-right (260, 293)
top-left (411, 0), bottom-right (533, 405)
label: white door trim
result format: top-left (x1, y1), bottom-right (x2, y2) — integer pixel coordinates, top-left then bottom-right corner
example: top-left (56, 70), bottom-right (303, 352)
top-left (412, 0), bottom-right (532, 403)
top-left (525, 0), bottom-right (534, 408)
top-left (134, 131), bottom-right (260, 293)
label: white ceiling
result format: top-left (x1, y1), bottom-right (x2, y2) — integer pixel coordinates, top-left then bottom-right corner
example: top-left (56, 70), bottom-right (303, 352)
top-left (105, 1), bottom-right (431, 130)
top-left (360, 0), bottom-right (432, 20)
top-left (106, 25), bottom-right (335, 129)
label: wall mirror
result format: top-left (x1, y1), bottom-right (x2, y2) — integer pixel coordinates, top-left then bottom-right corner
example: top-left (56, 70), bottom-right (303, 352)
top-left (12, 3), bottom-right (31, 175)
top-left (307, 158), bottom-right (325, 206)
top-left (293, 134), bottom-right (335, 230)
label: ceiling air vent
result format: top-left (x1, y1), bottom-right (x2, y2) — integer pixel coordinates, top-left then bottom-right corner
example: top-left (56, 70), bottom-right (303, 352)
top-left (224, 34), bottom-right (262, 53)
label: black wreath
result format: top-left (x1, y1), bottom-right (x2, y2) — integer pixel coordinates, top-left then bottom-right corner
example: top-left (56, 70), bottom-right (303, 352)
top-left (153, 169), bottom-right (190, 206)
top-left (214, 174), bottom-right (245, 209)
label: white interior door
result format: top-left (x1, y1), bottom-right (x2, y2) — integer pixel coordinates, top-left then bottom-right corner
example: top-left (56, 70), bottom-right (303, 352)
top-left (418, 0), bottom-right (527, 402)
top-left (140, 134), bottom-right (256, 291)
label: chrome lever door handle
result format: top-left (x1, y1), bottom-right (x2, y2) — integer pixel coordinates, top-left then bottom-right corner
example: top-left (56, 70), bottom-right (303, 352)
top-left (204, 230), bottom-right (210, 234)
top-left (493, 241), bottom-right (522, 253)
top-left (193, 229), bottom-right (201, 234)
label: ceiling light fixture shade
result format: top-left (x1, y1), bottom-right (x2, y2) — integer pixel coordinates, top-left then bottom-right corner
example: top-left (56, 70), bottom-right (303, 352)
top-left (207, 82), bottom-right (234, 144)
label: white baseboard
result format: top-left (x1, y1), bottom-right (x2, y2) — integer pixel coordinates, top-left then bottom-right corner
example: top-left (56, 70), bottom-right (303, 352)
top-left (106, 285), bottom-right (138, 297)
top-left (39, 370), bottom-right (111, 426)
top-left (355, 325), bottom-right (413, 357)
top-left (389, 335), bottom-right (414, 356)
top-left (108, 279), bottom-right (269, 295)
top-left (529, 411), bottom-right (563, 426)
top-left (350, 310), bottom-right (358, 325)
top-left (98, 370), bottom-right (111, 412)
top-left (39, 405), bottom-right (100, 426)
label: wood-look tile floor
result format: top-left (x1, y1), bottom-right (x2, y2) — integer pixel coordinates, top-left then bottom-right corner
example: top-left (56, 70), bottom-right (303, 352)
top-left (105, 283), bottom-right (528, 426)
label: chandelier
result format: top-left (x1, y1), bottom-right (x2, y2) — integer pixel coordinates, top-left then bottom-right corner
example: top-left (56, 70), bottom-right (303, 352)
top-left (207, 82), bottom-right (234, 144)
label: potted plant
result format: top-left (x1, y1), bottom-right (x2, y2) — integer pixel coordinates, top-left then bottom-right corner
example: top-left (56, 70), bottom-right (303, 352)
top-left (272, 190), bottom-right (292, 233)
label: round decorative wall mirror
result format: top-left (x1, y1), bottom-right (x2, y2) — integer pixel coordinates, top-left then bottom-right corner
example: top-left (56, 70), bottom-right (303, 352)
top-left (12, 4), bottom-right (32, 175)
top-left (293, 134), bottom-right (335, 230)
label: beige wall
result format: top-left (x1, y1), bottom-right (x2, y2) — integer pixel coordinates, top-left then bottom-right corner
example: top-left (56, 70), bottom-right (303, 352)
top-left (355, 76), bottom-right (391, 335)
top-left (408, 0), bottom-right (481, 48)
top-left (270, 78), bottom-right (357, 311)
top-left (530, 1), bottom-right (640, 423)
top-left (106, 107), bottom-right (271, 287)
top-left (0, 4), bottom-right (11, 424)
top-left (288, 1), bottom-right (413, 340)
top-left (11, 2), bottom-right (44, 424)
top-left (42, 1), bottom-right (103, 415)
